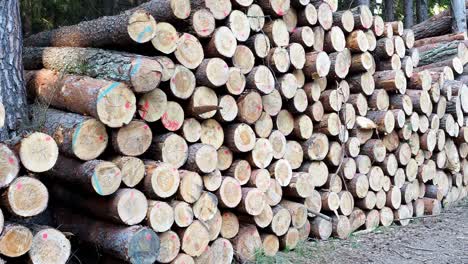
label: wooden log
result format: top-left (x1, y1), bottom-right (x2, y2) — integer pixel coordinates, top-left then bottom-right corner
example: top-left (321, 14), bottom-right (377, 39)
top-left (280, 200), bottom-right (307, 228)
top-left (172, 254), bottom-right (194, 264)
top-left (146, 133), bottom-right (188, 169)
top-left (331, 215), bottom-right (351, 239)
top-left (155, 231), bottom-right (180, 263)
top-left (304, 51), bottom-right (331, 78)
top-left (350, 5), bottom-right (373, 30)
top-left (346, 30), bottom-right (369, 52)
top-left (53, 185), bottom-right (147, 225)
top-left (245, 33), bottom-right (271, 59)
top-left (227, 10), bottom-right (251, 42)
top-left (195, 58), bottom-right (230, 88)
top-left (280, 227), bottom-right (300, 250)
top-left (23, 47), bottom-right (164, 93)
top-left (190, 8), bottom-right (216, 38)
top-left (373, 70), bottom-right (407, 94)
top-left (260, 234), bottom-right (279, 257)
top-left (205, 27), bottom-right (237, 58)
top-left (179, 220), bottom-right (210, 257)
top-left (376, 54), bottom-right (401, 71)
top-left (355, 191), bottom-right (376, 209)
top-left (288, 43), bottom-right (306, 70)
top-left (333, 10), bottom-right (355, 33)
top-left (24, 0), bottom-right (190, 46)
top-left (263, 19), bottom-right (290, 47)
top-left (290, 26), bottom-right (315, 48)
top-left (38, 109), bottom-right (107, 161)
top-left (366, 110), bottom-right (395, 133)
top-left (0, 144), bottom-right (20, 188)
top-left (297, 3), bottom-right (318, 26)
top-left (232, 225), bottom-right (261, 263)
top-left (172, 201), bottom-right (194, 228)
top-left (338, 191), bottom-right (355, 216)
top-left (350, 52), bottom-right (374, 73)
top-left (211, 238), bottom-right (234, 263)
top-left (184, 143), bottom-right (217, 174)
top-left (374, 37), bottom-right (394, 58)
top-left (315, 113), bottom-right (342, 136)
top-left (27, 227), bottom-right (71, 264)
top-left (193, 191), bottom-right (218, 221)
top-left (55, 209), bottom-right (159, 263)
top-left (141, 161), bottom-right (180, 199)
top-left (45, 156), bottom-right (121, 196)
top-left (0, 223), bottom-right (33, 257)
top-left (423, 198), bottom-right (442, 215)
top-left (203, 169), bottom-right (222, 192)
top-left (310, 217), bottom-right (332, 240)
top-left (360, 139), bottom-right (386, 163)
top-left (138, 88), bottom-right (168, 122)
top-left (1, 176), bottom-right (48, 218)
top-left (347, 72), bottom-right (375, 96)
top-left (177, 170), bottom-right (203, 204)
top-left (25, 69), bottom-right (135, 128)
top-left (112, 120), bottom-right (152, 157)
top-left (147, 201), bottom-right (174, 232)
top-left (298, 161), bottom-right (329, 187)
top-left (247, 4), bottom-right (265, 32)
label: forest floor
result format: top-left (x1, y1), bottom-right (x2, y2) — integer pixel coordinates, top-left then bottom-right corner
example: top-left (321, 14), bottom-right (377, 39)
top-left (255, 198), bottom-right (468, 264)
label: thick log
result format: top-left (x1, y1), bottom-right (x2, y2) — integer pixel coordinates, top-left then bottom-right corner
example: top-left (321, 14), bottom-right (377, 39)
top-left (232, 225), bottom-right (262, 263)
top-left (25, 69), bottom-right (135, 128)
top-left (177, 170), bottom-right (203, 204)
top-left (55, 209), bottom-right (159, 263)
top-left (0, 223), bottom-right (33, 257)
top-left (24, 0), bottom-right (191, 47)
top-left (141, 161), bottom-right (180, 199)
top-left (147, 201), bottom-right (174, 232)
top-left (172, 201), bottom-right (194, 228)
top-left (1, 176), bottom-right (48, 218)
top-left (45, 156), bottom-right (121, 196)
top-left (112, 120), bottom-right (152, 157)
top-left (0, 144), bottom-right (20, 188)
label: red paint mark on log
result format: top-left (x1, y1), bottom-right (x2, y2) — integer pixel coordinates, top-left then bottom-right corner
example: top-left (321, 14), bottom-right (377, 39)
top-left (130, 191), bottom-right (134, 199)
top-left (125, 101), bottom-right (132, 109)
top-left (16, 182), bottom-right (22, 190)
top-left (223, 10), bottom-right (229, 17)
top-left (45, 136), bottom-right (52, 141)
top-left (8, 156), bottom-right (15, 165)
top-left (146, 233), bottom-right (152, 241)
top-left (99, 135), bottom-right (104, 141)
top-left (162, 112), bottom-right (180, 131)
top-left (42, 233), bottom-right (48, 240)
top-left (278, 10), bottom-right (284, 16)
top-left (224, 150), bottom-right (229, 154)
top-left (144, 125), bottom-right (149, 130)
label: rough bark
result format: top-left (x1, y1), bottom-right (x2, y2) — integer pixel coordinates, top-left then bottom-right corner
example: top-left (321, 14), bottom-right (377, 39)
top-left (0, 0), bottom-right (29, 141)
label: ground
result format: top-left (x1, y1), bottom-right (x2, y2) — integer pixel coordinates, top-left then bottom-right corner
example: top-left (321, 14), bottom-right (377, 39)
top-left (256, 198), bottom-right (468, 264)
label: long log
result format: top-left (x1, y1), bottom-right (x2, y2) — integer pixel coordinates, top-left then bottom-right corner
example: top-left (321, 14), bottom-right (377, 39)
top-left (55, 209), bottom-right (160, 264)
top-left (23, 0), bottom-right (191, 47)
top-left (25, 69), bottom-right (136, 128)
top-left (23, 47), bottom-right (163, 94)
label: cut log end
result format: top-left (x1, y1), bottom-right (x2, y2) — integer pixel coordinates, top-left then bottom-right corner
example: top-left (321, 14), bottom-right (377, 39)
top-left (5, 176), bottom-right (48, 217)
top-left (19, 132), bottom-right (59, 173)
top-left (127, 11), bottom-right (157, 44)
top-left (0, 224), bottom-right (33, 257)
top-left (96, 82), bottom-right (136, 127)
top-left (113, 120), bottom-right (152, 157)
top-left (29, 228), bottom-right (71, 264)
top-left (0, 144), bottom-right (20, 188)
top-left (72, 118), bottom-right (108, 161)
top-left (148, 201), bottom-right (174, 232)
top-left (92, 161), bottom-right (122, 196)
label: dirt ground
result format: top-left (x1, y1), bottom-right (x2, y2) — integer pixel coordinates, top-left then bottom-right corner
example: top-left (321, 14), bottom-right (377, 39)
top-left (256, 198), bottom-right (468, 264)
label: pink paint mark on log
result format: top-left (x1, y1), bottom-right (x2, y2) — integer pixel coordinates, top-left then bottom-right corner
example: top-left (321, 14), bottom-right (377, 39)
top-left (125, 101), bottom-right (132, 109)
top-left (130, 191), bottom-right (134, 199)
top-left (144, 125), bottom-right (149, 130)
top-left (99, 135), bottom-right (104, 141)
top-left (115, 171), bottom-right (121, 177)
top-left (223, 10), bottom-right (229, 17)
top-left (224, 240), bottom-right (228, 246)
top-left (8, 156), bottom-right (15, 165)
top-left (42, 233), bottom-right (48, 240)
top-left (184, 34), bottom-right (191, 40)
top-left (292, 28), bottom-right (297, 33)
top-left (256, 105), bottom-right (262, 111)
top-left (278, 10), bottom-right (284, 16)
top-left (162, 112), bottom-right (180, 131)
top-left (172, 234), bottom-right (177, 240)
top-left (146, 233), bottom-right (152, 241)
top-left (16, 182), bottom-right (22, 190)
top-left (45, 136), bottom-right (52, 141)
top-left (156, 203), bottom-right (161, 208)
top-left (224, 150), bottom-right (229, 154)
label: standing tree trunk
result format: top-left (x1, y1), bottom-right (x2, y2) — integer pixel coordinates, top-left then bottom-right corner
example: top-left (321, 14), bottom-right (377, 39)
top-left (416, 0), bottom-right (428, 23)
top-left (451, 0), bottom-right (467, 34)
top-left (404, 0), bottom-right (414, 28)
top-left (0, 0), bottom-right (29, 141)
top-left (384, 0), bottom-right (395, 21)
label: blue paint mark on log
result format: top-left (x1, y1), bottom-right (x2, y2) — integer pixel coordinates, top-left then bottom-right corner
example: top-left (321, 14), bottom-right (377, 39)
top-left (137, 26), bottom-right (153, 43)
top-left (92, 171), bottom-right (103, 195)
top-left (97, 82), bottom-right (120, 103)
top-left (72, 121), bottom-right (84, 147)
top-left (130, 56), bottom-right (142, 77)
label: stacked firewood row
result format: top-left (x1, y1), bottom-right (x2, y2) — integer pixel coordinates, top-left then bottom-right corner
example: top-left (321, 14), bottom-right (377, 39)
top-left (0, 0), bottom-right (466, 263)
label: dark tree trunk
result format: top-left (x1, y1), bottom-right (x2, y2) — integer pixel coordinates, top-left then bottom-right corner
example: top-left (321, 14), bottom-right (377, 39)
top-left (0, 0), bottom-right (29, 141)
top-left (404, 0), bottom-right (414, 28)
top-left (384, 0), bottom-right (395, 21)
top-left (451, 0), bottom-right (467, 33)
top-left (416, 0), bottom-right (428, 23)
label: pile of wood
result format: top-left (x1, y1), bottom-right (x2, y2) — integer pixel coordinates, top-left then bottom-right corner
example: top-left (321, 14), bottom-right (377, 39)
top-left (0, 0), bottom-right (466, 263)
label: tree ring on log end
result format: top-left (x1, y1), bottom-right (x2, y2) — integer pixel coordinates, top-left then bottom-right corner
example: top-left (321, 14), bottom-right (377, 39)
top-left (19, 132), bottom-right (59, 173)
top-left (96, 82), bottom-right (136, 128)
top-left (7, 176), bottom-right (48, 217)
top-left (72, 119), bottom-right (108, 161)
top-left (128, 228), bottom-right (160, 264)
top-left (30, 228), bottom-right (71, 264)
top-left (127, 11), bottom-right (157, 43)
top-left (92, 161), bottom-right (122, 196)
top-left (117, 189), bottom-right (148, 225)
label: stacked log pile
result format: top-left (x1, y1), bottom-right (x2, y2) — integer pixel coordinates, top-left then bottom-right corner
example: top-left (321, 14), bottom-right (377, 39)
top-left (0, 0), bottom-right (466, 263)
